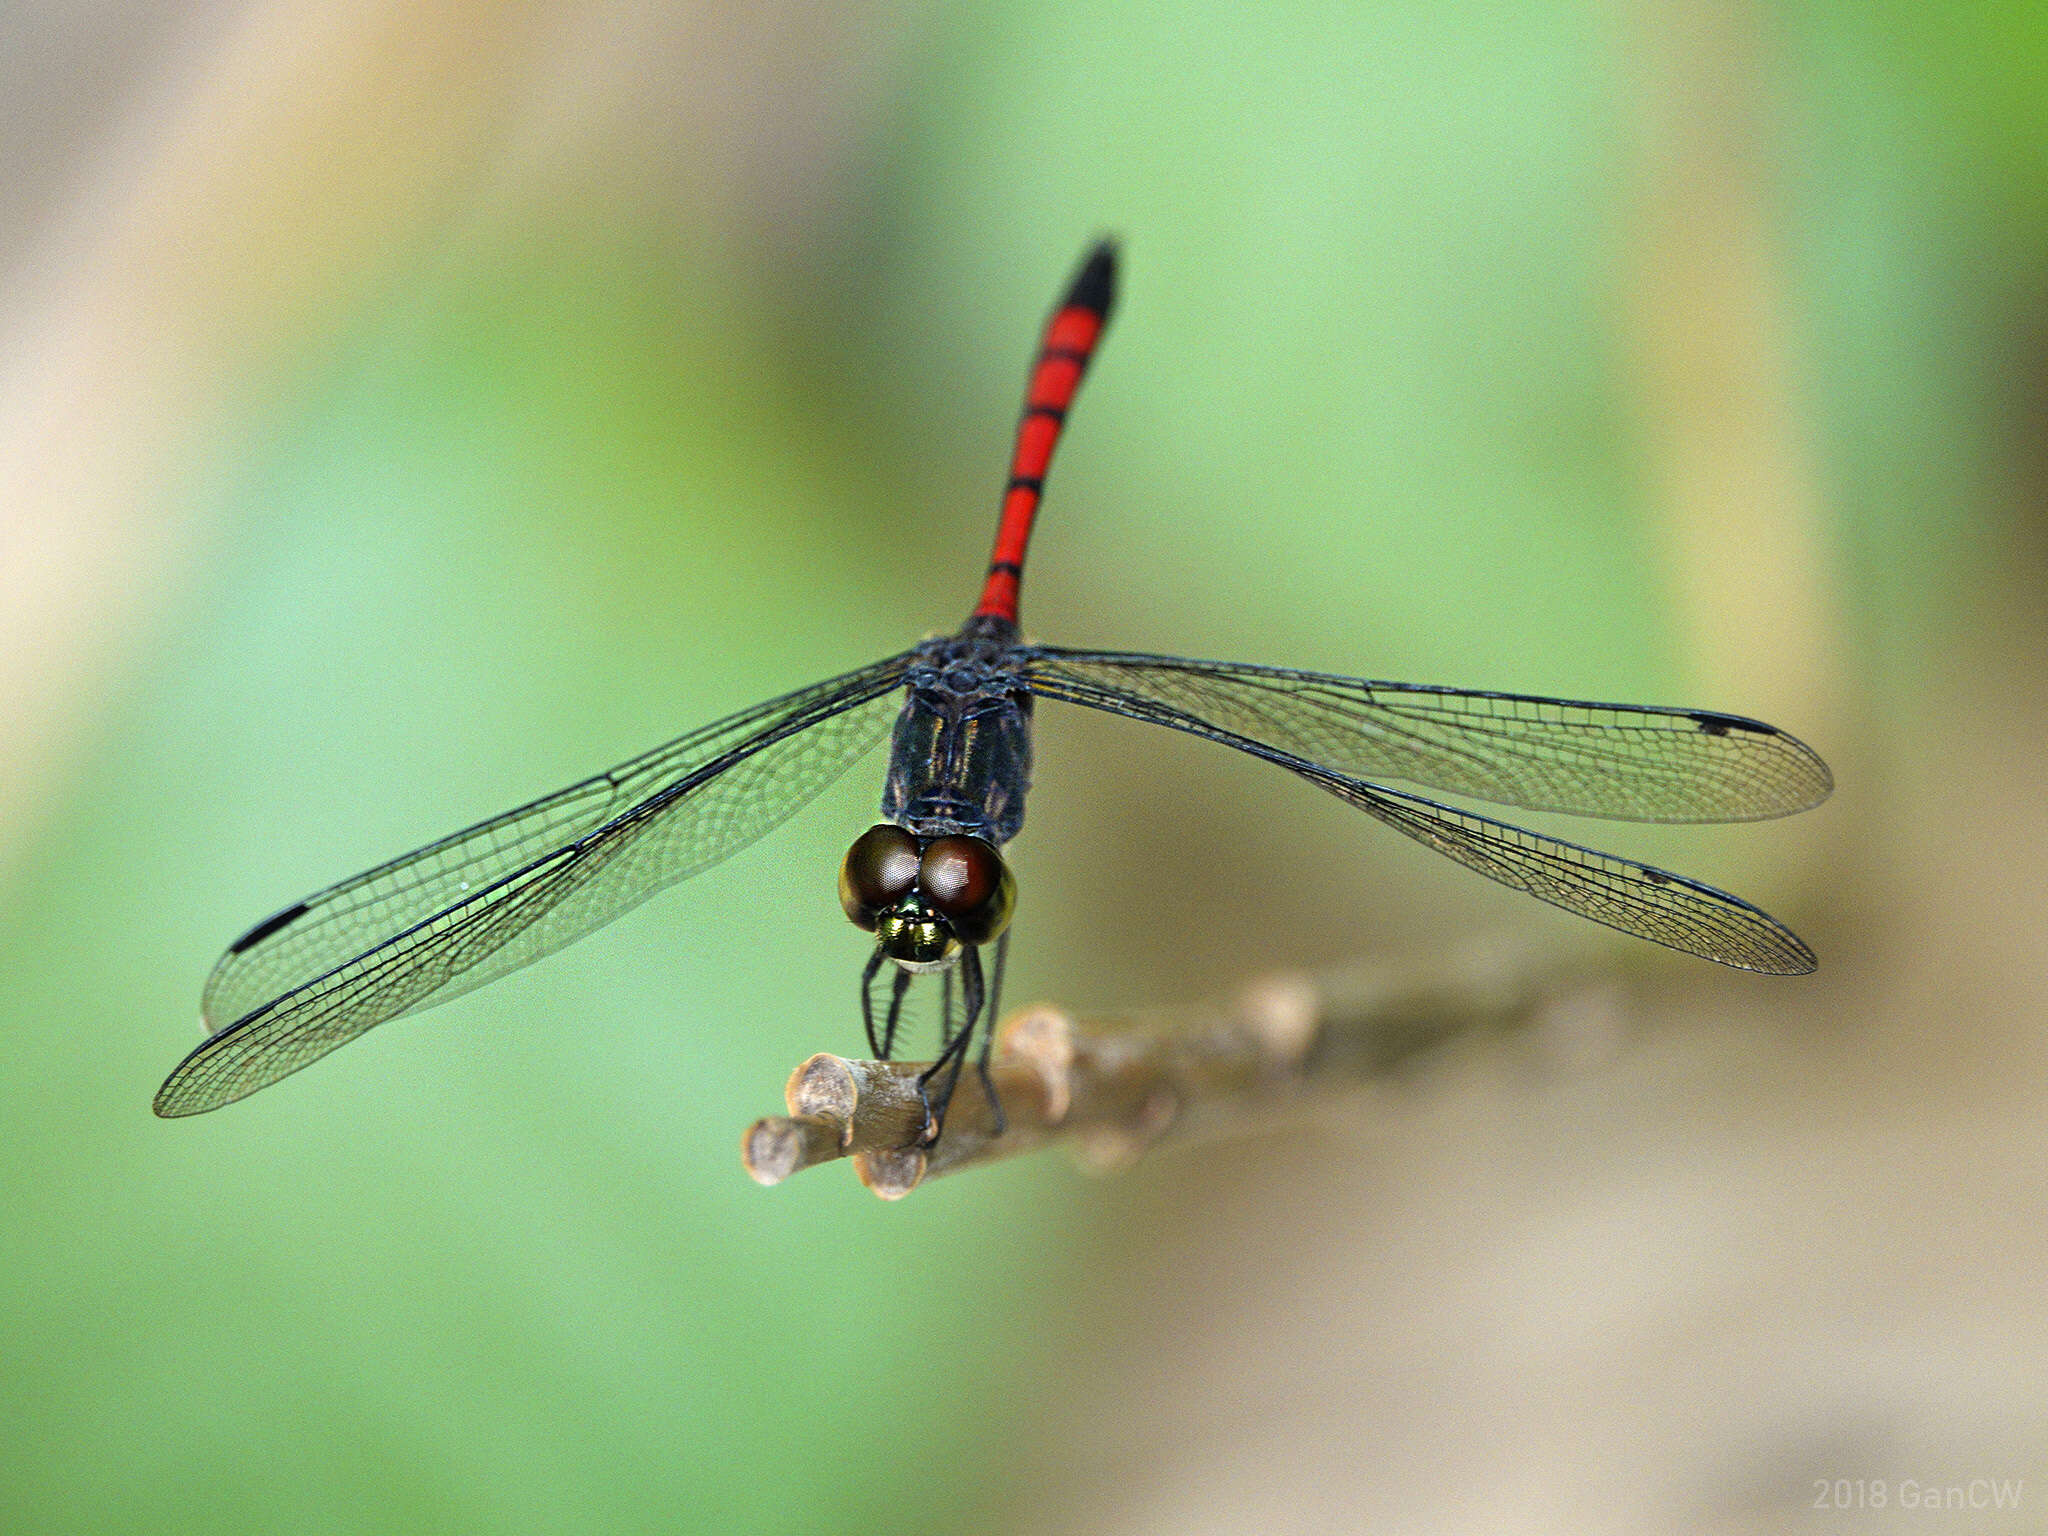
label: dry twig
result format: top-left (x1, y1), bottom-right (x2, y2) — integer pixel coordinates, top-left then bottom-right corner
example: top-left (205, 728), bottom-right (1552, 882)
top-left (742, 948), bottom-right (1616, 1199)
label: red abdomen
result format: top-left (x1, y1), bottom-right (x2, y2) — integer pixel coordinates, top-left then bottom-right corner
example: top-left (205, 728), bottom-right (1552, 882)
top-left (971, 242), bottom-right (1118, 628)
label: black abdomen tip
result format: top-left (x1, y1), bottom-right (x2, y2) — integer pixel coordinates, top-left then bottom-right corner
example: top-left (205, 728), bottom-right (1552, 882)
top-left (1064, 239), bottom-right (1118, 319)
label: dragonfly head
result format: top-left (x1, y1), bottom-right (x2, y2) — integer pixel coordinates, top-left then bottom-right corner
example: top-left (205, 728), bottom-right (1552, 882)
top-left (839, 824), bottom-right (1015, 969)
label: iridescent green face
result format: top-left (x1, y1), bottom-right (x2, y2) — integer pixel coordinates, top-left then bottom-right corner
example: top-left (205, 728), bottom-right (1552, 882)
top-left (838, 825), bottom-right (1016, 967)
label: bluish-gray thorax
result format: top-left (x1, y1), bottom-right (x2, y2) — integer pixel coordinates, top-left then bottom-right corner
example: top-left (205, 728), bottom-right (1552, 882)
top-left (881, 634), bottom-right (1034, 844)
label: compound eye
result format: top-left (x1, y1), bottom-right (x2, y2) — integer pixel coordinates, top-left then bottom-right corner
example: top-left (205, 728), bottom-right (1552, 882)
top-left (919, 836), bottom-right (1015, 944)
top-left (839, 824), bottom-right (920, 930)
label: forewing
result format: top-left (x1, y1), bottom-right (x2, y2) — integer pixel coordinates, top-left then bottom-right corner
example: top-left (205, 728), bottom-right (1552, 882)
top-left (1023, 649), bottom-right (1831, 823)
top-left (158, 655), bottom-right (912, 1115)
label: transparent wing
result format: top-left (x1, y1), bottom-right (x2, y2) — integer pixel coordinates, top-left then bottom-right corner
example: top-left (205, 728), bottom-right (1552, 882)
top-left (157, 654), bottom-right (913, 1116)
top-left (1030, 680), bottom-right (1815, 974)
top-left (1303, 770), bottom-right (1814, 974)
top-left (1022, 648), bottom-right (1831, 823)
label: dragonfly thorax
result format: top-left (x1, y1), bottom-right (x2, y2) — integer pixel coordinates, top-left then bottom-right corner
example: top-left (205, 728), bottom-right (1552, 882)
top-left (839, 824), bottom-right (1016, 969)
top-left (882, 634), bottom-right (1035, 844)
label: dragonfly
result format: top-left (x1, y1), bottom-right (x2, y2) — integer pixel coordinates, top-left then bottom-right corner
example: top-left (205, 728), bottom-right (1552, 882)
top-left (155, 240), bottom-right (1832, 1139)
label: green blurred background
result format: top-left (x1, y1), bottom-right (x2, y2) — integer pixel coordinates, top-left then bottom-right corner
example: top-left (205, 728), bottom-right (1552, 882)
top-left (3, 2), bottom-right (2044, 1531)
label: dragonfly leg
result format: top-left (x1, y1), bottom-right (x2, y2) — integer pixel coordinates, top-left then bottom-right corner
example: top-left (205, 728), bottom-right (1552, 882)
top-left (938, 965), bottom-right (956, 1050)
top-left (976, 930), bottom-right (1011, 1137)
top-left (860, 946), bottom-right (887, 1058)
top-left (916, 944), bottom-right (984, 1144)
top-left (880, 967), bottom-right (912, 1060)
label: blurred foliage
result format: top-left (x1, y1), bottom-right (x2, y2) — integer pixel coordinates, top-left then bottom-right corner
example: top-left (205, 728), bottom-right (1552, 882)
top-left (3, 1), bottom-right (2042, 1531)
